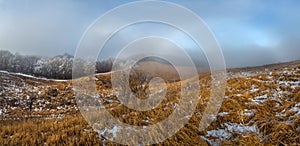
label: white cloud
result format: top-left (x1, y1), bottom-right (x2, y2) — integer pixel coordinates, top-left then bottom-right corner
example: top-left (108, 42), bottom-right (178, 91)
top-left (0, 0), bottom-right (299, 67)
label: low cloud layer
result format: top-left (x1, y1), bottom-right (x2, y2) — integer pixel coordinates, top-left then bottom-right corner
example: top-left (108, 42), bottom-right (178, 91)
top-left (0, 0), bottom-right (299, 68)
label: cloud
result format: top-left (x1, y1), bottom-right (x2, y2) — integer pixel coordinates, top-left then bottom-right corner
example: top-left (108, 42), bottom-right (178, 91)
top-left (0, 0), bottom-right (299, 68)
top-left (0, 0), bottom-right (109, 56)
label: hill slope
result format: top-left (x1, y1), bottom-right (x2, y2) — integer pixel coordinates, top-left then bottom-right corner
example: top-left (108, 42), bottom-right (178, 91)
top-left (0, 61), bottom-right (299, 145)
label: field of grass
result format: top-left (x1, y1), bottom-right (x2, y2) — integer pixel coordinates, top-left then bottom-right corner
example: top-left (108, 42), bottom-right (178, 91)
top-left (0, 62), bottom-right (300, 145)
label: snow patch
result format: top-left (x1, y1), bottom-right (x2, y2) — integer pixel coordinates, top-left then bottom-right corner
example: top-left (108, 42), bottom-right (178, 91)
top-left (207, 129), bottom-right (232, 140)
top-left (224, 123), bottom-right (258, 133)
top-left (97, 125), bottom-right (120, 138)
top-left (252, 94), bottom-right (268, 104)
top-left (250, 85), bottom-right (259, 92)
top-left (218, 112), bottom-right (229, 117)
top-left (241, 109), bottom-right (256, 117)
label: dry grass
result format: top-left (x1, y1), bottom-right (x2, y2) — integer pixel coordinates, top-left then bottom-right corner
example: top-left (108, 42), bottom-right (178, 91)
top-left (0, 114), bottom-right (107, 146)
top-left (0, 62), bottom-right (300, 145)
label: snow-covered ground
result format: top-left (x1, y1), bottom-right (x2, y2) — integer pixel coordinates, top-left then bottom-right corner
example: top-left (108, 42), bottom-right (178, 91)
top-left (0, 71), bottom-right (77, 120)
top-left (0, 70), bottom-right (68, 82)
top-left (202, 65), bottom-right (300, 145)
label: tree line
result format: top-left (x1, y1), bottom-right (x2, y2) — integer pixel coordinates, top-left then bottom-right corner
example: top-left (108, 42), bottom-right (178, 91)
top-left (0, 50), bottom-right (115, 79)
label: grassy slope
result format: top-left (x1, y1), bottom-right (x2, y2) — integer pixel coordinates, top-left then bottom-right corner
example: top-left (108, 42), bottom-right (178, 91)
top-left (0, 61), bottom-right (300, 145)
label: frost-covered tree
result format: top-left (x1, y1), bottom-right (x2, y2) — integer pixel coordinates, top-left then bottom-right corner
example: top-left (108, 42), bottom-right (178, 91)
top-left (34, 54), bottom-right (73, 79)
top-left (0, 50), bottom-right (14, 70)
top-left (0, 50), bottom-right (117, 79)
top-left (0, 50), bottom-right (40, 74)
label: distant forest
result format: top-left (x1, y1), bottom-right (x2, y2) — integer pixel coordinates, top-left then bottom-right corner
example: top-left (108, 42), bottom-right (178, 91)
top-left (0, 50), bottom-right (114, 79)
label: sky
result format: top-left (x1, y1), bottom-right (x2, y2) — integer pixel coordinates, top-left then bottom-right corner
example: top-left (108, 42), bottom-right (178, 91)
top-left (0, 0), bottom-right (300, 68)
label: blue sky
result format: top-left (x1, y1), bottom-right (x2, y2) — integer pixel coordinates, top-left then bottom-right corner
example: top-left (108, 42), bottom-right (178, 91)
top-left (0, 0), bottom-right (299, 67)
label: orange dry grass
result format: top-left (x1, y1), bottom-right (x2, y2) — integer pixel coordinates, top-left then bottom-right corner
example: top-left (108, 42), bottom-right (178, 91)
top-left (1, 63), bottom-right (300, 145)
